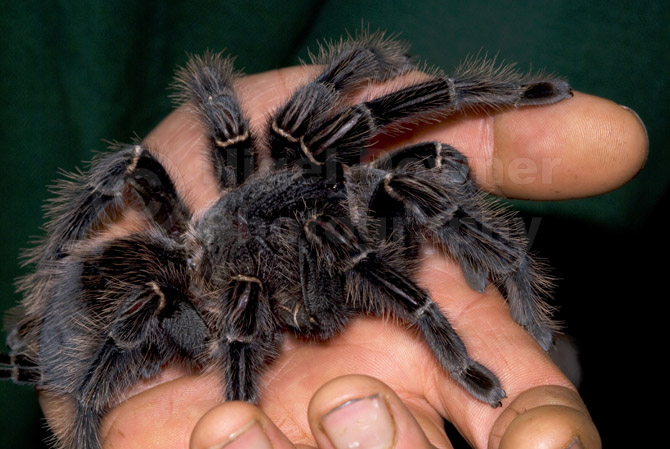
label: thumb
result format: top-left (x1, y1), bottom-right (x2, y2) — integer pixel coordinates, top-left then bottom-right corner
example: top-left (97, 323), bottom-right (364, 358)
top-left (308, 375), bottom-right (446, 448)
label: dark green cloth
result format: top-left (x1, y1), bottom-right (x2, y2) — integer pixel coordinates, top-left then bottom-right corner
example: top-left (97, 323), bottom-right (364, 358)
top-left (1, 1), bottom-right (667, 447)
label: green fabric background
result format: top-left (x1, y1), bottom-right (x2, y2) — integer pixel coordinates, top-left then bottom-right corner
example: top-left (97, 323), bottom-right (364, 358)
top-left (1, 1), bottom-right (667, 447)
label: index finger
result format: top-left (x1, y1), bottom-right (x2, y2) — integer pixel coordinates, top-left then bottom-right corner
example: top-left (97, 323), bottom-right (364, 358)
top-left (232, 66), bottom-right (648, 200)
top-left (148, 66), bottom-right (647, 210)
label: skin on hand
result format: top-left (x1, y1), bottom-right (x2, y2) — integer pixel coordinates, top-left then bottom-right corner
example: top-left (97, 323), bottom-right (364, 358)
top-left (38, 65), bottom-right (647, 449)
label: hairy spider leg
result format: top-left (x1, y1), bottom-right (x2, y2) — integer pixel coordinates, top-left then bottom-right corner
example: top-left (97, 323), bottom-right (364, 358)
top-left (7, 145), bottom-right (193, 388)
top-left (369, 142), bottom-right (556, 350)
top-left (0, 353), bottom-right (40, 384)
top-left (294, 233), bottom-right (351, 339)
top-left (304, 214), bottom-right (506, 407)
top-left (43, 235), bottom-right (208, 449)
top-left (363, 64), bottom-right (572, 125)
top-left (210, 276), bottom-right (281, 402)
top-left (31, 144), bottom-right (190, 263)
top-left (268, 32), bottom-right (414, 168)
top-left (173, 52), bottom-right (256, 189)
top-left (268, 60), bottom-right (571, 179)
top-left (371, 141), bottom-right (473, 188)
top-left (309, 31), bottom-right (414, 91)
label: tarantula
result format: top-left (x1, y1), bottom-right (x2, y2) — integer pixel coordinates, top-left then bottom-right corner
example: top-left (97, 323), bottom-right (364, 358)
top-left (1, 32), bottom-right (571, 449)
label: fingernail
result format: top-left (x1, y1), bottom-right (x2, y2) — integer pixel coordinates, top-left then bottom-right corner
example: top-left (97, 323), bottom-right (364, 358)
top-left (320, 394), bottom-right (395, 449)
top-left (620, 104), bottom-right (649, 142)
top-left (207, 420), bottom-right (273, 449)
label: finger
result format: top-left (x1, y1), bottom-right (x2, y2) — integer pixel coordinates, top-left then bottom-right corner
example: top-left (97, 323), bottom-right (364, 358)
top-left (94, 371), bottom-right (221, 448)
top-left (308, 374), bottom-right (447, 449)
top-left (40, 366), bottom-right (308, 449)
top-left (147, 65), bottom-right (646, 208)
top-left (37, 367), bottom-right (207, 448)
top-left (371, 91), bottom-right (648, 200)
top-left (97, 371), bottom-right (302, 449)
top-left (489, 385), bottom-right (601, 449)
top-left (190, 401), bottom-right (297, 449)
top-left (414, 252), bottom-right (593, 448)
top-left (233, 66), bottom-right (647, 200)
top-left (484, 92), bottom-right (647, 199)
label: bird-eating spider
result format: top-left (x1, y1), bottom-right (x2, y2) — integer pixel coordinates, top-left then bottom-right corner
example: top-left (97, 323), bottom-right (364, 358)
top-left (1, 32), bottom-right (571, 449)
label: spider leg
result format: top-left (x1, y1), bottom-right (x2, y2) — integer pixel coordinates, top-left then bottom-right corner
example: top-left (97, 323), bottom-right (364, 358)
top-left (210, 276), bottom-right (280, 402)
top-left (269, 32), bottom-right (413, 168)
top-left (173, 52), bottom-right (256, 189)
top-left (364, 141), bottom-right (472, 246)
top-left (67, 288), bottom-right (207, 449)
top-left (270, 59), bottom-right (570, 172)
top-left (36, 233), bottom-right (208, 449)
top-left (309, 31), bottom-right (414, 91)
top-left (289, 227), bottom-right (350, 339)
top-left (370, 139), bottom-right (471, 182)
top-left (436, 199), bottom-right (556, 350)
top-left (361, 62), bottom-right (572, 128)
top-left (9, 146), bottom-right (191, 365)
top-left (304, 214), bottom-right (506, 407)
top-left (0, 353), bottom-right (40, 384)
top-left (38, 144), bottom-right (190, 261)
top-left (366, 143), bottom-right (556, 349)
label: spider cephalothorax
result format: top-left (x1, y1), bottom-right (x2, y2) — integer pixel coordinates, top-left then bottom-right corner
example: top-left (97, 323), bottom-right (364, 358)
top-left (1, 32), bottom-right (571, 449)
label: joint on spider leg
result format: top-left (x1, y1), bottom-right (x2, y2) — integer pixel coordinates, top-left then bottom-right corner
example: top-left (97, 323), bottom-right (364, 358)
top-left (271, 114), bottom-right (351, 186)
top-left (415, 303), bottom-right (506, 407)
top-left (298, 153), bottom-right (346, 188)
top-left (214, 274), bottom-right (278, 404)
top-left (174, 53), bottom-right (257, 188)
top-left (436, 144), bottom-right (473, 186)
top-left (370, 142), bottom-right (472, 189)
top-left (271, 120), bottom-right (299, 144)
top-left (430, 142), bottom-right (445, 170)
top-left (269, 83), bottom-right (338, 163)
top-left (123, 144), bottom-right (142, 173)
top-left (38, 143), bottom-right (188, 260)
top-left (299, 137), bottom-right (323, 166)
top-left (213, 131), bottom-right (250, 149)
top-left (412, 300), bottom-right (433, 319)
top-left (270, 83), bottom-right (375, 169)
top-left (202, 95), bottom-right (256, 188)
top-left (123, 148), bottom-right (190, 234)
top-left (382, 172), bottom-right (449, 220)
top-left (270, 122), bottom-right (303, 167)
top-left (304, 215), bottom-right (362, 261)
top-left (227, 275), bottom-right (264, 335)
top-left (305, 104), bottom-right (375, 162)
top-left (364, 78), bottom-right (456, 127)
top-left (0, 353), bottom-right (40, 384)
top-left (146, 281), bottom-right (167, 313)
top-left (87, 144), bottom-right (143, 195)
top-left (212, 135), bottom-right (256, 188)
top-left (310, 30), bottom-right (414, 90)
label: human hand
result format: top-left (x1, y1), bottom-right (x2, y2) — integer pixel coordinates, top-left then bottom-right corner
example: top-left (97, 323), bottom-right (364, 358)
top-left (39, 64), bottom-right (647, 448)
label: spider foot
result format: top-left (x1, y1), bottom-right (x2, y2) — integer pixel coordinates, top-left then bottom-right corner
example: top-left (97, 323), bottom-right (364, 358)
top-left (455, 360), bottom-right (507, 408)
